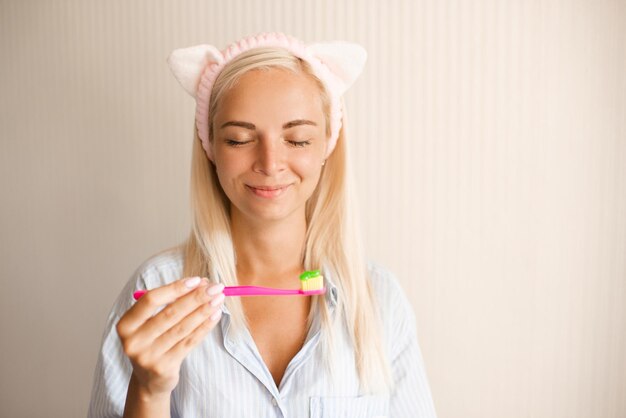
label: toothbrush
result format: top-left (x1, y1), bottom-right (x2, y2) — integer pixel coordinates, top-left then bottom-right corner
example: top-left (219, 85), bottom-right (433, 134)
top-left (132, 270), bottom-right (325, 300)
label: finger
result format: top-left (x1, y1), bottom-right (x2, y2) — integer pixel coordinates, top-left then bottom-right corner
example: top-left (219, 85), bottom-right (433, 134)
top-left (116, 276), bottom-right (207, 338)
top-left (151, 292), bottom-right (225, 357)
top-left (133, 282), bottom-right (224, 346)
top-left (164, 302), bottom-right (224, 364)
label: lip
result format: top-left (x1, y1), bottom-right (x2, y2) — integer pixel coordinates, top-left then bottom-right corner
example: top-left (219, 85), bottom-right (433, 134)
top-left (245, 184), bottom-right (291, 198)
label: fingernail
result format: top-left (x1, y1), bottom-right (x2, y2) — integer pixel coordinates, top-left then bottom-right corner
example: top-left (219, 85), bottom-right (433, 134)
top-left (210, 309), bottom-right (222, 321)
top-left (206, 283), bottom-right (225, 296)
top-left (210, 292), bottom-right (225, 307)
top-left (185, 277), bottom-right (201, 288)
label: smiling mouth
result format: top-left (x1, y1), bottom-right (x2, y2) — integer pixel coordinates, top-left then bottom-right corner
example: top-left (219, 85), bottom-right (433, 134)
top-left (246, 184), bottom-right (291, 198)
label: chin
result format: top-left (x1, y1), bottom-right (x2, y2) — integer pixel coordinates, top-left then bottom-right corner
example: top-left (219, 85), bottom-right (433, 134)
top-left (250, 209), bottom-right (294, 222)
top-left (238, 202), bottom-right (304, 223)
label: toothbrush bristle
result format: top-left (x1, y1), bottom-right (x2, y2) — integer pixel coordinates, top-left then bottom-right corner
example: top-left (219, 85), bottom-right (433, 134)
top-left (301, 275), bottom-right (324, 291)
top-left (299, 270), bottom-right (324, 293)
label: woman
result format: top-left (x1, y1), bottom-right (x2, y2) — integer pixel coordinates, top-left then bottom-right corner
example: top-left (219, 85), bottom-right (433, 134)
top-left (88, 32), bottom-right (437, 418)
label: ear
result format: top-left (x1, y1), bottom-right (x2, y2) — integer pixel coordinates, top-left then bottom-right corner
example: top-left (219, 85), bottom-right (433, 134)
top-left (308, 41), bottom-right (367, 95)
top-left (166, 44), bottom-right (224, 98)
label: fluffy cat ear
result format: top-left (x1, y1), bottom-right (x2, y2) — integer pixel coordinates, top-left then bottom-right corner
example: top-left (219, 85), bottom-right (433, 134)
top-left (308, 41), bottom-right (367, 95)
top-left (166, 44), bottom-right (223, 98)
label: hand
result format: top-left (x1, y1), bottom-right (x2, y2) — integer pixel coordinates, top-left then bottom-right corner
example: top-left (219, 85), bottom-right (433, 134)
top-left (116, 277), bottom-right (225, 398)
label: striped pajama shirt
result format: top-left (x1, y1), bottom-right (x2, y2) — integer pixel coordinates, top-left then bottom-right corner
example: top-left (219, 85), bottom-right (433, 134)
top-left (87, 248), bottom-right (437, 417)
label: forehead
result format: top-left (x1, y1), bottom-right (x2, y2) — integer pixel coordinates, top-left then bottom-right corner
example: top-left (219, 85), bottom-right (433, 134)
top-left (215, 68), bottom-right (325, 123)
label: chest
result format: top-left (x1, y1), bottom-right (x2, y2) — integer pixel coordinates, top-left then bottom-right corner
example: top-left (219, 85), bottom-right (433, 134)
top-left (241, 296), bottom-right (311, 387)
top-left (175, 299), bottom-right (375, 417)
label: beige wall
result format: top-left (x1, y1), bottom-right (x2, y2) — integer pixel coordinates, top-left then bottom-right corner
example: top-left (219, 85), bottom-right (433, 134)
top-left (1, 0), bottom-right (624, 417)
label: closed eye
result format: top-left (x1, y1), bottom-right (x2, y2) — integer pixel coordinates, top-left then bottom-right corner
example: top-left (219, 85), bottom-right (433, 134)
top-left (224, 139), bottom-right (311, 147)
top-left (288, 140), bottom-right (312, 147)
top-left (225, 139), bottom-right (252, 147)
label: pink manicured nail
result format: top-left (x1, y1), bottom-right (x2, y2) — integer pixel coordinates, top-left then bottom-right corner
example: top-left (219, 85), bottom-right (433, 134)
top-left (185, 277), bottom-right (201, 288)
top-left (210, 293), bottom-right (225, 307)
top-left (210, 309), bottom-right (222, 321)
top-left (206, 283), bottom-right (225, 296)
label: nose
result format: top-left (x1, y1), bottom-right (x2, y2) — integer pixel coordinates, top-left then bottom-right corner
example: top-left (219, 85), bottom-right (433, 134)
top-left (252, 137), bottom-right (285, 176)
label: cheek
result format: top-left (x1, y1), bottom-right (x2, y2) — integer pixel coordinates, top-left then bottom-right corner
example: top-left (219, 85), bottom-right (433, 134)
top-left (292, 154), bottom-right (323, 183)
top-left (215, 143), bottom-right (247, 169)
top-left (293, 140), bottom-right (326, 177)
top-left (214, 156), bottom-right (246, 191)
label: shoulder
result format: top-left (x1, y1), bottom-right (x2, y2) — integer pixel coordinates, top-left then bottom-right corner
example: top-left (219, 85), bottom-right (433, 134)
top-left (132, 245), bottom-right (186, 289)
top-left (366, 260), bottom-right (412, 310)
top-left (106, 245), bottom-right (186, 317)
top-left (365, 260), bottom-right (417, 338)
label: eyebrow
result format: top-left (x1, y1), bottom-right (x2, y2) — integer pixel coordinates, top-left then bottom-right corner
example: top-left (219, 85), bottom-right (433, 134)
top-left (219, 119), bottom-right (318, 130)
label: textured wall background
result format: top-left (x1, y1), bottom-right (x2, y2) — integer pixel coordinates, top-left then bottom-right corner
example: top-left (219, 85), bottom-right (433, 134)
top-left (0, 1), bottom-right (624, 417)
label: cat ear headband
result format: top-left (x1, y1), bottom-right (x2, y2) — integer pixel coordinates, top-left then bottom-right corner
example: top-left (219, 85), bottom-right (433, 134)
top-left (166, 32), bottom-right (367, 161)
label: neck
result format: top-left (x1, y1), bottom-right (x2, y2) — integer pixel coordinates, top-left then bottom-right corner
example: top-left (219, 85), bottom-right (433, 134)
top-left (230, 208), bottom-right (307, 286)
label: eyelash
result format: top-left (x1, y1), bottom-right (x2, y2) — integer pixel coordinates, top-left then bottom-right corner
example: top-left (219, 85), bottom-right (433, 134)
top-left (225, 139), bottom-right (311, 147)
top-left (289, 140), bottom-right (311, 147)
top-left (225, 139), bottom-right (250, 147)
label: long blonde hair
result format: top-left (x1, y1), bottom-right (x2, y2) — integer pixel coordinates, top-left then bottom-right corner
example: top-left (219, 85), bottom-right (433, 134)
top-left (178, 47), bottom-right (392, 394)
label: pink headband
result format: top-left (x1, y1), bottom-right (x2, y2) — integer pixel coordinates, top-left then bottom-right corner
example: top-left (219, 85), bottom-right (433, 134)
top-left (166, 32), bottom-right (367, 161)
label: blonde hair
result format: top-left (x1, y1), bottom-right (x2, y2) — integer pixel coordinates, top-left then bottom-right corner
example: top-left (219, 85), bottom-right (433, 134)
top-left (178, 47), bottom-right (392, 394)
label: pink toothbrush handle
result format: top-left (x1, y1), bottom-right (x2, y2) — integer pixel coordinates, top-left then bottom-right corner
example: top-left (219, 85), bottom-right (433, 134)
top-left (224, 285), bottom-right (325, 297)
top-left (133, 290), bottom-right (148, 300)
top-left (133, 286), bottom-right (325, 300)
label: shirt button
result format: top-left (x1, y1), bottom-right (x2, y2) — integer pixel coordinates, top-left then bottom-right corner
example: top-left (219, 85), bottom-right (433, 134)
top-left (271, 397), bottom-right (278, 406)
